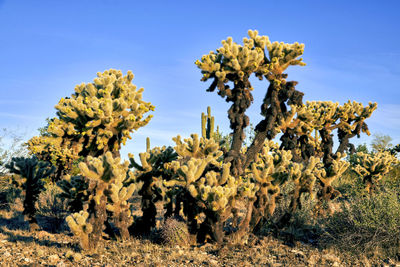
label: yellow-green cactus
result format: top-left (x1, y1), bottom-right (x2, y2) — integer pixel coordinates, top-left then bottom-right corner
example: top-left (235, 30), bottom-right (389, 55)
top-left (195, 30), bottom-right (305, 84)
top-left (353, 151), bottom-right (398, 193)
top-left (173, 134), bottom-right (222, 161)
top-left (66, 211), bottom-right (93, 250)
top-left (70, 152), bottom-right (136, 249)
top-left (26, 134), bottom-right (80, 181)
top-left (287, 156), bottom-right (320, 213)
top-left (165, 134), bottom-right (259, 244)
top-left (201, 106), bottom-right (215, 139)
top-left (50, 69), bottom-right (154, 158)
top-left (106, 170), bottom-right (136, 240)
top-left (128, 144), bottom-right (177, 232)
top-left (247, 141), bottom-right (293, 230)
top-left (314, 153), bottom-right (349, 215)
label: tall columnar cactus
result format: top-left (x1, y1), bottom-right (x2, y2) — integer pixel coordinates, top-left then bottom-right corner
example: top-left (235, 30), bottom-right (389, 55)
top-left (201, 106), bottom-right (215, 139)
top-left (6, 156), bottom-right (55, 230)
top-left (127, 143), bottom-right (177, 233)
top-left (352, 151), bottom-right (398, 193)
top-left (66, 152), bottom-right (136, 250)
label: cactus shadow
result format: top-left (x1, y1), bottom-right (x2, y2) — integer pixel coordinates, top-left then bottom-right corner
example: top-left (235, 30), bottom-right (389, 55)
top-left (0, 213), bottom-right (30, 231)
top-left (0, 226), bottom-right (80, 252)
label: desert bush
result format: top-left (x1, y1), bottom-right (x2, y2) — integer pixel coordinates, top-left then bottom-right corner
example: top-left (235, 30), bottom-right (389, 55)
top-left (36, 182), bottom-right (69, 218)
top-left (322, 189), bottom-right (400, 258)
top-left (0, 174), bottom-right (22, 210)
top-left (36, 182), bottom-right (69, 232)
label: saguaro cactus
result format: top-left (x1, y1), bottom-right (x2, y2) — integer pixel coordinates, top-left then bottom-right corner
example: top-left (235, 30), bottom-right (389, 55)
top-left (6, 156), bottom-right (55, 230)
top-left (201, 106), bottom-right (215, 139)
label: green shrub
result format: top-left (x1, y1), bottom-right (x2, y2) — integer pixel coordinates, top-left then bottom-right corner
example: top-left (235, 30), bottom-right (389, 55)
top-left (322, 189), bottom-right (400, 258)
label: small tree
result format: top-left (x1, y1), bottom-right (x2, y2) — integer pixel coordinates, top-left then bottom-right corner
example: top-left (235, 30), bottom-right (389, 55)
top-left (371, 133), bottom-right (393, 152)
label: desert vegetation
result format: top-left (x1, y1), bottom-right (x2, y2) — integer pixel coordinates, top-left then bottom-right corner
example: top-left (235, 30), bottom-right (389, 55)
top-left (1, 30), bottom-right (399, 266)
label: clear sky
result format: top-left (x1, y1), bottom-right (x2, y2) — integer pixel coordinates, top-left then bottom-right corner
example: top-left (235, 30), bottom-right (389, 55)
top-left (1, 0), bottom-right (399, 158)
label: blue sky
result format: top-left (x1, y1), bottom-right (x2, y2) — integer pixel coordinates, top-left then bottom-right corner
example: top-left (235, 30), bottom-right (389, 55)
top-left (1, 0), bottom-right (399, 158)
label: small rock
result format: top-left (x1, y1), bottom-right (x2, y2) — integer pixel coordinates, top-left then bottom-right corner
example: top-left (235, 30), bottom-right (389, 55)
top-left (209, 259), bottom-right (219, 266)
top-left (73, 253), bottom-right (82, 261)
top-left (308, 254), bottom-right (318, 265)
top-left (322, 253), bottom-right (340, 263)
top-left (3, 251), bottom-right (11, 257)
top-left (290, 249), bottom-right (305, 258)
top-left (65, 250), bottom-right (74, 259)
top-left (37, 249), bottom-right (45, 257)
top-left (48, 254), bottom-right (60, 264)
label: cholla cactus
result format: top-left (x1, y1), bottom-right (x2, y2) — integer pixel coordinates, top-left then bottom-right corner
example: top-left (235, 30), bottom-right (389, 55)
top-left (26, 134), bottom-right (79, 181)
top-left (353, 151), bottom-right (398, 193)
top-left (313, 153), bottom-right (349, 215)
top-left (106, 170), bottom-right (136, 240)
top-left (193, 30), bottom-right (378, 238)
top-left (249, 141), bottom-right (293, 230)
top-left (57, 175), bottom-right (88, 213)
top-left (287, 157), bottom-right (320, 213)
top-left (29, 69), bottom-right (153, 173)
top-left (6, 156), bottom-right (55, 230)
top-left (128, 144), bottom-right (177, 233)
top-left (280, 101), bottom-right (377, 163)
top-left (164, 134), bottom-right (258, 244)
top-left (54, 69), bottom-right (154, 157)
top-left (68, 152), bottom-right (136, 249)
top-left (66, 211), bottom-right (92, 250)
top-left (196, 30), bottom-right (306, 179)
